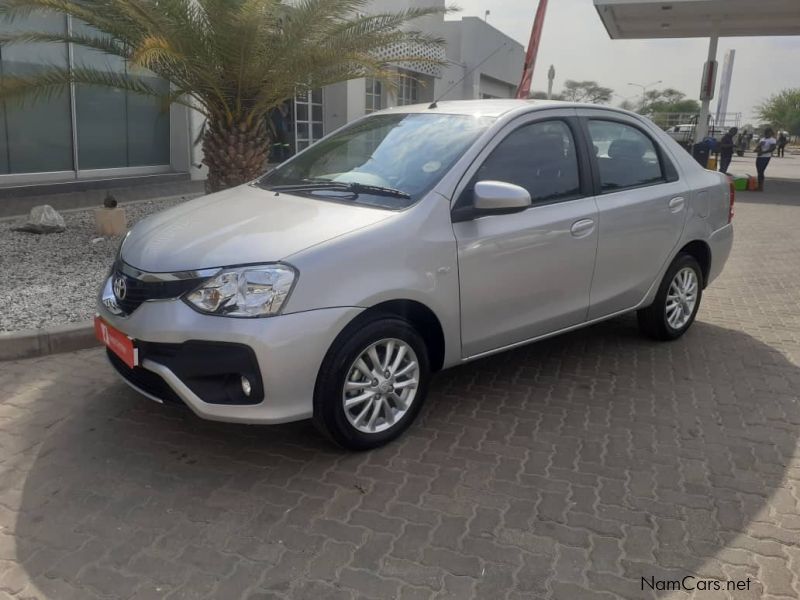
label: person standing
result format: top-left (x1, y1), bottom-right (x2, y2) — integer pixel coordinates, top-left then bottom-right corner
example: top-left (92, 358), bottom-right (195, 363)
top-left (755, 128), bottom-right (777, 191)
top-left (776, 131), bottom-right (788, 158)
top-left (719, 127), bottom-right (738, 174)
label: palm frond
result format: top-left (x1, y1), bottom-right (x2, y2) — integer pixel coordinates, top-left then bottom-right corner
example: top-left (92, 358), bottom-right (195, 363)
top-left (0, 0), bottom-right (453, 123)
top-left (0, 65), bottom-right (168, 106)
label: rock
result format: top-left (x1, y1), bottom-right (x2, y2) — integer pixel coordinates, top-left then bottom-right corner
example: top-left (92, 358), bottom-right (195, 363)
top-left (12, 205), bottom-right (66, 234)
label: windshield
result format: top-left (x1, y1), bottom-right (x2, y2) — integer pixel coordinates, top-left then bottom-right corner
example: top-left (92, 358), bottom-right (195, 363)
top-left (257, 113), bottom-right (494, 209)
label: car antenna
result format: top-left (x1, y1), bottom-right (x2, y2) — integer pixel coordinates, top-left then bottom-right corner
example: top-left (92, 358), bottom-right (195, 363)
top-left (428, 42), bottom-right (510, 109)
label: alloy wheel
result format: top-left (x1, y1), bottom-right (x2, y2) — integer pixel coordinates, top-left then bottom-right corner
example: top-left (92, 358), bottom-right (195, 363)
top-left (342, 338), bottom-right (420, 434)
top-left (665, 266), bottom-right (699, 330)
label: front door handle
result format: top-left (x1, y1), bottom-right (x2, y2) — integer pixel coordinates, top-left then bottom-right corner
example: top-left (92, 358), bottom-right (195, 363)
top-left (669, 196), bottom-right (686, 212)
top-left (570, 218), bottom-right (595, 238)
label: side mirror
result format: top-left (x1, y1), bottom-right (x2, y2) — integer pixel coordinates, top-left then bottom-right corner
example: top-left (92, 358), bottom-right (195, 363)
top-left (473, 181), bottom-right (532, 212)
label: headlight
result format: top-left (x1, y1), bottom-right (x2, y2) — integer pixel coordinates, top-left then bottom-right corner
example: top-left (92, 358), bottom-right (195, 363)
top-left (184, 264), bottom-right (297, 318)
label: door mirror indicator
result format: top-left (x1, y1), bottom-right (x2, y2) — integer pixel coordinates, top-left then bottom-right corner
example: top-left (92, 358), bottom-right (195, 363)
top-left (473, 181), bottom-right (532, 212)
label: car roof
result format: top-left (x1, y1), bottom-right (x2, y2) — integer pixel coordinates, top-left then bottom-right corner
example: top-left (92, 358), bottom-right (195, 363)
top-left (377, 99), bottom-right (583, 118)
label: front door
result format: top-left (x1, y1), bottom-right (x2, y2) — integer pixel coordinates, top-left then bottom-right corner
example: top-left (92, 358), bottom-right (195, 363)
top-left (452, 113), bottom-right (599, 358)
top-left (580, 114), bottom-right (689, 319)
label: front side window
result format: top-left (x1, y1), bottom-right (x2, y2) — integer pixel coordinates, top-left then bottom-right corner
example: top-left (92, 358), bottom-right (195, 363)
top-left (464, 119), bottom-right (581, 207)
top-left (259, 113), bottom-right (494, 209)
top-left (588, 120), bottom-right (664, 192)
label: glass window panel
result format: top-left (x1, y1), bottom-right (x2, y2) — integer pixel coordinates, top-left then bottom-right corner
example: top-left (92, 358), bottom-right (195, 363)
top-left (126, 73), bottom-right (170, 165)
top-left (312, 104), bottom-right (322, 122)
top-left (311, 89), bottom-right (322, 104)
top-left (471, 120), bottom-right (581, 206)
top-left (296, 103), bottom-right (308, 122)
top-left (73, 20), bottom-right (169, 169)
top-left (73, 21), bottom-right (127, 169)
top-left (75, 85), bottom-right (127, 169)
top-left (0, 13), bottom-right (73, 174)
top-left (297, 123), bottom-right (309, 139)
top-left (312, 123), bottom-right (323, 140)
top-left (587, 120), bottom-right (664, 192)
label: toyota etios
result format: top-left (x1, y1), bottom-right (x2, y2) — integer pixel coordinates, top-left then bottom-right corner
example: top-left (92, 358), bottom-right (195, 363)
top-left (97, 100), bottom-right (733, 449)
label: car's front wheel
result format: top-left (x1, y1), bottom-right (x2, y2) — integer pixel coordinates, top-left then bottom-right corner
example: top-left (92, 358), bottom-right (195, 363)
top-left (313, 316), bottom-right (430, 450)
top-left (638, 253), bottom-right (703, 341)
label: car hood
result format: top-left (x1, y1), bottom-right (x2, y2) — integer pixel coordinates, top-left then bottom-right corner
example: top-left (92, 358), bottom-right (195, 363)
top-left (120, 184), bottom-right (393, 272)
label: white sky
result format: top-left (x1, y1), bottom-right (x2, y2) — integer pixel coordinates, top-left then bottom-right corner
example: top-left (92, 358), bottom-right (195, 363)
top-left (448, 0), bottom-right (800, 123)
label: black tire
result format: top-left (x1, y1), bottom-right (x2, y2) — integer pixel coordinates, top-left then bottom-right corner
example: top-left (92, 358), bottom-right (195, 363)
top-left (313, 315), bottom-right (430, 450)
top-left (637, 253), bottom-right (703, 341)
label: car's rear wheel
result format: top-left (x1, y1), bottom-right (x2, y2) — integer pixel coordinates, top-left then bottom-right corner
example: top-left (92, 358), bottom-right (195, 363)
top-left (637, 253), bottom-right (703, 341)
top-left (313, 316), bottom-right (430, 450)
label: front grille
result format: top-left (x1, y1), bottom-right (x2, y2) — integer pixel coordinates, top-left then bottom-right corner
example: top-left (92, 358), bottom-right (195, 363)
top-left (107, 349), bottom-right (184, 405)
top-left (112, 263), bottom-right (204, 315)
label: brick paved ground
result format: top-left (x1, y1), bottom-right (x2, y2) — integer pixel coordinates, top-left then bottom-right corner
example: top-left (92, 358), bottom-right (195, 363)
top-left (1, 181), bottom-right (799, 600)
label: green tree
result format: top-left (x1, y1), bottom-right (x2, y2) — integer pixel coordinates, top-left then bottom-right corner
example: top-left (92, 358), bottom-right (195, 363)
top-left (757, 88), bottom-right (800, 135)
top-left (640, 88), bottom-right (700, 114)
top-left (561, 80), bottom-right (613, 104)
top-left (0, 0), bottom-right (447, 192)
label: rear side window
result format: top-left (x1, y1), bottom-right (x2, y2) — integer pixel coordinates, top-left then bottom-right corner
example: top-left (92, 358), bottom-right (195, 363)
top-left (587, 120), bottom-right (665, 192)
top-left (467, 119), bottom-right (581, 206)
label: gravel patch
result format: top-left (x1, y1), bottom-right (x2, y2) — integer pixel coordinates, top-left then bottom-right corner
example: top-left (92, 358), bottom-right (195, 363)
top-left (1, 196), bottom-right (193, 333)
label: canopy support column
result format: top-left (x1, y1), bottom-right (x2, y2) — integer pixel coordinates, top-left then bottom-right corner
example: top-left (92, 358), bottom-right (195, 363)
top-left (695, 32), bottom-right (719, 143)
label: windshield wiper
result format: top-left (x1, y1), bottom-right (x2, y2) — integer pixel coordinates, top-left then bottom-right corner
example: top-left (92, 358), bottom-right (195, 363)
top-left (263, 180), bottom-right (410, 200)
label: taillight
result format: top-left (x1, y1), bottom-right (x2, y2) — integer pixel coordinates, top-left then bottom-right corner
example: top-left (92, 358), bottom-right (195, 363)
top-left (728, 181), bottom-right (735, 222)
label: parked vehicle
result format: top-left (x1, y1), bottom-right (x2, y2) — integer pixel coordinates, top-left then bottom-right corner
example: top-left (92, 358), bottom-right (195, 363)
top-left (667, 123), bottom-right (724, 146)
top-left (97, 100), bottom-right (734, 450)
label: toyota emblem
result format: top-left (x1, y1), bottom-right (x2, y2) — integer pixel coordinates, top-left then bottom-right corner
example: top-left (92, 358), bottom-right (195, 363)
top-left (112, 275), bottom-right (127, 301)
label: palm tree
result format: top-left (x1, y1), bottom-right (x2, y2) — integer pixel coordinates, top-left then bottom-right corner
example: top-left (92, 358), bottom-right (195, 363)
top-left (0, 0), bottom-right (447, 191)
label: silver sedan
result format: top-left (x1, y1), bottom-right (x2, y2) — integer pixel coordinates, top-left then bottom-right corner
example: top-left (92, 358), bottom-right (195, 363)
top-left (96, 99), bottom-right (734, 449)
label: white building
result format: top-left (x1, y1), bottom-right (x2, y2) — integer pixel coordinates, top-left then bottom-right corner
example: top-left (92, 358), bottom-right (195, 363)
top-left (0, 1), bottom-right (524, 191)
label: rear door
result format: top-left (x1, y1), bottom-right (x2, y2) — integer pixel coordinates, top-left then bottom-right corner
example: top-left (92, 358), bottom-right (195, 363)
top-left (580, 111), bottom-right (689, 319)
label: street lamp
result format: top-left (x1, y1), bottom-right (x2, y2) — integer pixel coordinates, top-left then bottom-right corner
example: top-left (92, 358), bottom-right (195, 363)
top-left (484, 10), bottom-right (490, 22)
top-left (628, 80), bottom-right (662, 111)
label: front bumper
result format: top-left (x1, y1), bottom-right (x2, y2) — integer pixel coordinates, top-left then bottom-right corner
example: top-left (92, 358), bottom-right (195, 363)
top-left (97, 284), bottom-right (363, 424)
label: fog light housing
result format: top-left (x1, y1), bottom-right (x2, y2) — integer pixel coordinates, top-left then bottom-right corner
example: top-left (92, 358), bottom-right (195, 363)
top-left (241, 376), bottom-right (252, 397)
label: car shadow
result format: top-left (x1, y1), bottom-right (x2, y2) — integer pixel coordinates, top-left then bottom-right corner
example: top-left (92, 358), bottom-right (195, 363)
top-left (7, 314), bottom-right (800, 598)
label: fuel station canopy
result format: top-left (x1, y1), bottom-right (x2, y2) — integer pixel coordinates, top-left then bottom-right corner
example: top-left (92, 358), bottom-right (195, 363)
top-left (594, 0), bottom-right (800, 39)
top-left (593, 0), bottom-right (800, 143)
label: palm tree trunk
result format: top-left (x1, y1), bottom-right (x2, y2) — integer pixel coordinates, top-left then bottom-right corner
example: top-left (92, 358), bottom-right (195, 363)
top-left (202, 117), bottom-right (269, 193)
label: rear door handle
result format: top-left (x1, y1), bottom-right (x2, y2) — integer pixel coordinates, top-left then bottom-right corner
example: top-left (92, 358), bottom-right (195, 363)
top-left (570, 218), bottom-right (595, 238)
top-left (669, 197), bottom-right (685, 212)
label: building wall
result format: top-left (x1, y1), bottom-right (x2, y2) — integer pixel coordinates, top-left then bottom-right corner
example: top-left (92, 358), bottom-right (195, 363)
top-left (441, 17), bottom-right (525, 102)
top-left (326, 6), bottom-right (525, 131)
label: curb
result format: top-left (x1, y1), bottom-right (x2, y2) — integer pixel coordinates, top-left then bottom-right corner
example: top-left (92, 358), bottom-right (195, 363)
top-left (0, 321), bottom-right (99, 361)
